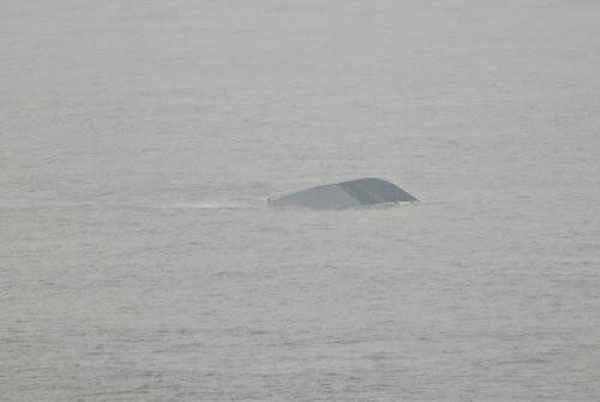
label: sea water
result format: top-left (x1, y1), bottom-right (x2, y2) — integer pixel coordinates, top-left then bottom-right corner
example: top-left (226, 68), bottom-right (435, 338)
top-left (2, 1), bottom-right (600, 400)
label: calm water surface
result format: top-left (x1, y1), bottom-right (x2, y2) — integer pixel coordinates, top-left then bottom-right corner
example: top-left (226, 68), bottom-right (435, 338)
top-left (2, 1), bottom-right (600, 400)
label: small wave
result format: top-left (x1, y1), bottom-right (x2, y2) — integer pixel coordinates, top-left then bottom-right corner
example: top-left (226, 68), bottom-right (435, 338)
top-left (0, 202), bottom-right (97, 210)
top-left (0, 201), bottom-right (257, 211)
top-left (157, 202), bottom-right (246, 210)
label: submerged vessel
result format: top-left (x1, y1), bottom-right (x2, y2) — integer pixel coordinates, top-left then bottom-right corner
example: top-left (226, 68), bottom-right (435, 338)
top-left (268, 178), bottom-right (417, 209)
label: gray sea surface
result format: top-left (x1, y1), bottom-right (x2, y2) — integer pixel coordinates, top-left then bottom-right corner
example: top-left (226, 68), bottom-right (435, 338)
top-left (2, 1), bottom-right (600, 401)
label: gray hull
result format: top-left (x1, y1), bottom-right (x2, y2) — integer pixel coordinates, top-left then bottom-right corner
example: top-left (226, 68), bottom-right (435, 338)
top-left (268, 178), bottom-right (417, 209)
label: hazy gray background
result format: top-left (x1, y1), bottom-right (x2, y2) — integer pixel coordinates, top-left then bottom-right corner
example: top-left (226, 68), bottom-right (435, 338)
top-left (2, 0), bottom-right (599, 400)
